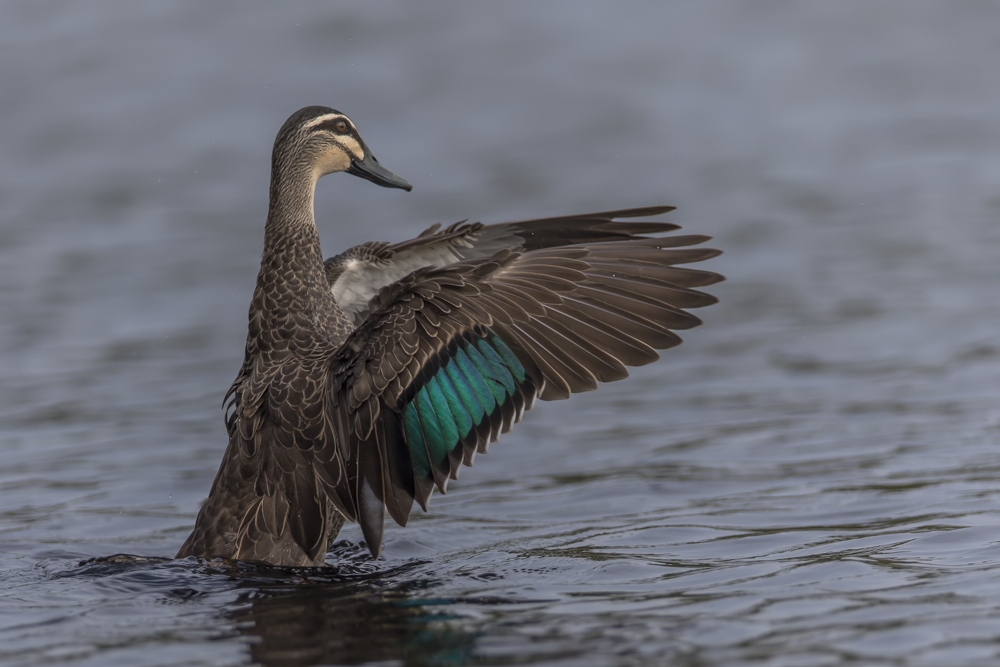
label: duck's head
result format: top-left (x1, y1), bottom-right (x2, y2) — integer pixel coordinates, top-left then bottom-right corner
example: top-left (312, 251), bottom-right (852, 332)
top-left (274, 106), bottom-right (412, 192)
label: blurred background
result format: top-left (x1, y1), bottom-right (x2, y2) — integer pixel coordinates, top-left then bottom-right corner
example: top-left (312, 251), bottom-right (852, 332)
top-left (2, 2), bottom-right (1000, 666)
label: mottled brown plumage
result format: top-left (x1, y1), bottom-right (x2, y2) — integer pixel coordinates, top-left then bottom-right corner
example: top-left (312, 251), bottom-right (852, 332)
top-left (176, 106), bottom-right (723, 567)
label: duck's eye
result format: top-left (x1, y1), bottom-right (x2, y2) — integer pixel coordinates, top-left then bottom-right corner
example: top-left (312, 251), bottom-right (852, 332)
top-left (335, 120), bottom-right (348, 133)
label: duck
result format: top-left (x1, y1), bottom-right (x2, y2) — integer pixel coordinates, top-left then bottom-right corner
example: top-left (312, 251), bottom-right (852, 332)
top-left (176, 106), bottom-right (723, 567)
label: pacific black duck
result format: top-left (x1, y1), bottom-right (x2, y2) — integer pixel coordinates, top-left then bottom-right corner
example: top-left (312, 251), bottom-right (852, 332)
top-left (176, 106), bottom-right (723, 566)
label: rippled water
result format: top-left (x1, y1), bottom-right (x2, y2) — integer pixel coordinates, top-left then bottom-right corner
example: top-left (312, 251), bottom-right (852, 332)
top-left (3, 2), bottom-right (1000, 665)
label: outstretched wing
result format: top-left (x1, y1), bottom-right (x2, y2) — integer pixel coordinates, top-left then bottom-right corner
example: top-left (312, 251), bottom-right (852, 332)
top-left (326, 231), bottom-right (722, 556)
top-left (325, 206), bottom-right (683, 325)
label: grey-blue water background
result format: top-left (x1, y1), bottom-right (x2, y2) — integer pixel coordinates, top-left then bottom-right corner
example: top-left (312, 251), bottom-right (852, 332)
top-left (2, 3), bottom-right (999, 666)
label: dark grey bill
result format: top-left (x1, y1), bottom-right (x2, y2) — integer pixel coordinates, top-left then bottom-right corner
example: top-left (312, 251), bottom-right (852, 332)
top-left (347, 148), bottom-right (412, 191)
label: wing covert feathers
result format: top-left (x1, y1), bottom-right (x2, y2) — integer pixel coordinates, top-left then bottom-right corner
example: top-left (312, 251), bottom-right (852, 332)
top-left (326, 205), bottom-right (694, 326)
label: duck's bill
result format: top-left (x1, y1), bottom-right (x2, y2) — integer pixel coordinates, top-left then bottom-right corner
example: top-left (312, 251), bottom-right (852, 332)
top-left (348, 150), bottom-right (412, 191)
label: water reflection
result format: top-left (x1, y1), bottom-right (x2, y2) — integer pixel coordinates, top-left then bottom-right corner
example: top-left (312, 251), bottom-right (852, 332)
top-left (72, 554), bottom-right (482, 666)
top-left (227, 565), bottom-right (479, 667)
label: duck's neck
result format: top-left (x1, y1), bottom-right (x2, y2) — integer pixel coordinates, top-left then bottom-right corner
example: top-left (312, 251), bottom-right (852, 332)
top-left (252, 160), bottom-right (352, 350)
top-left (264, 158), bottom-right (319, 249)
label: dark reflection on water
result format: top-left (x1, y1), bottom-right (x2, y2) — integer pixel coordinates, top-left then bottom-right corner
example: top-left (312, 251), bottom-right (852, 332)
top-left (231, 573), bottom-right (478, 667)
top-left (69, 553), bottom-right (486, 667)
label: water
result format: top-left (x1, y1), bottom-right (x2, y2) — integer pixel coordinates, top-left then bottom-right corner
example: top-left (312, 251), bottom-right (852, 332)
top-left (2, 2), bottom-right (1000, 665)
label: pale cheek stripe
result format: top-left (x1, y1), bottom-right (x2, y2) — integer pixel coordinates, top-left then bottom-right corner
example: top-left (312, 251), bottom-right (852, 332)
top-left (338, 136), bottom-right (365, 162)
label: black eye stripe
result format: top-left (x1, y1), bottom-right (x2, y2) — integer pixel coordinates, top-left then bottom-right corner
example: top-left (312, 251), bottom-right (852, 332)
top-left (313, 118), bottom-right (355, 136)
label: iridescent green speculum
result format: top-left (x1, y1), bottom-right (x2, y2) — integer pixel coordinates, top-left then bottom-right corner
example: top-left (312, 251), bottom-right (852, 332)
top-left (403, 333), bottom-right (526, 478)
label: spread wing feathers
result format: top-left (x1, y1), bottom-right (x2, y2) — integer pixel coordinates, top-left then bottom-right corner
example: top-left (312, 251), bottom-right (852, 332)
top-left (327, 232), bottom-right (722, 557)
top-left (324, 206), bottom-right (684, 326)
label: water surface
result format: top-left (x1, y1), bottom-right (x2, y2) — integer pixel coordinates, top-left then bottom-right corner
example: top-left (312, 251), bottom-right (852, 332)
top-left (2, 3), bottom-right (1000, 665)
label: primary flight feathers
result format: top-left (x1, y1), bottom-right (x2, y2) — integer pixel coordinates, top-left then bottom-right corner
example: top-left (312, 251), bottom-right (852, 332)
top-left (327, 225), bottom-right (721, 554)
